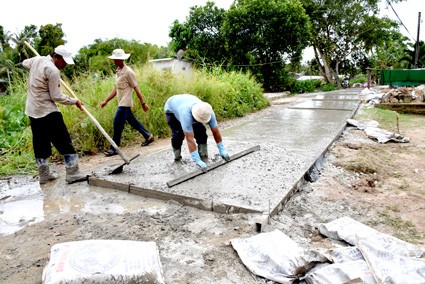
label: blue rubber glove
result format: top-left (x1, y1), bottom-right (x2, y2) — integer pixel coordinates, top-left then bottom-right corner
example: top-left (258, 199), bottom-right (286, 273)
top-left (217, 142), bottom-right (230, 161)
top-left (191, 150), bottom-right (207, 172)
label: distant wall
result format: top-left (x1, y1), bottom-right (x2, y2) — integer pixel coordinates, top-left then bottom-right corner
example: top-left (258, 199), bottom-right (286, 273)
top-left (149, 58), bottom-right (193, 78)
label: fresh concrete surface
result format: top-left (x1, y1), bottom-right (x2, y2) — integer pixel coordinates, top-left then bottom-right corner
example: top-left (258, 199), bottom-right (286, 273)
top-left (89, 89), bottom-right (361, 217)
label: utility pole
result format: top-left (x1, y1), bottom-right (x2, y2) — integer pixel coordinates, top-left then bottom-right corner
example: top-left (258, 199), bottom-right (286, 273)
top-left (414, 12), bottom-right (421, 68)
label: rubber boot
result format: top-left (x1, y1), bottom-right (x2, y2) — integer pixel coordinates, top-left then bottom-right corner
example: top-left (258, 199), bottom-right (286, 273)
top-left (198, 144), bottom-right (208, 162)
top-left (36, 158), bottom-right (59, 184)
top-left (64, 154), bottom-right (87, 184)
top-left (173, 148), bottom-right (182, 161)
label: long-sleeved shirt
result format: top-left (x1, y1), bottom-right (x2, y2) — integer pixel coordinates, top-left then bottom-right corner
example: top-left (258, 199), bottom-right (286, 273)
top-left (23, 55), bottom-right (76, 118)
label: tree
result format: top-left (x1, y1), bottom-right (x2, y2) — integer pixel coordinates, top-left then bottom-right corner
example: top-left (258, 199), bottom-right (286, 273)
top-left (222, 0), bottom-right (311, 91)
top-left (373, 34), bottom-right (411, 69)
top-left (0, 26), bottom-right (11, 51)
top-left (74, 38), bottom-right (168, 75)
top-left (300, 0), bottom-right (405, 87)
top-left (36, 23), bottom-right (66, 56)
top-left (169, 1), bottom-right (227, 65)
top-left (399, 41), bottom-right (425, 69)
top-left (9, 25), bottom-right (39, 62)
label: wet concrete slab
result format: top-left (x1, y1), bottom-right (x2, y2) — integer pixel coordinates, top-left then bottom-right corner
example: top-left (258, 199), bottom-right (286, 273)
top-left (89, 90), bottom-right (361, 218)
top-left (289, 99), bottom-right (359, 110)
top-left (0, 180), bottom-right (44, 235)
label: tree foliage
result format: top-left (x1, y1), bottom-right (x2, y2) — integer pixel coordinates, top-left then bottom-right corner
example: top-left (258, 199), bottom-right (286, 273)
top-left (36, 24), bottom-right (66, 56)
top-left (10, 25), bottom-right (39, 62)
top-left (170, 0), bottom-right (311, 91)
top-left (300, 0), bottom-right (406, 86)
top-left (169, 1), bottom-right (227, 64)
top-left (372, 32), bottom-right (411, 69)
top-left (400, 41), bottom-right (425, 69)
top-left (0, 26), bottom-right (11, 51)
top-left (222, 0), bottom-right (311, 91)
top-left (74, 38), bottom-right (169, 75)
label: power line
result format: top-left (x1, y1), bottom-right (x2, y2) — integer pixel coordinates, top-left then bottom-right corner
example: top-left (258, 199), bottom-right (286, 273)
top-left (386, 0), bottom-right (416, 41)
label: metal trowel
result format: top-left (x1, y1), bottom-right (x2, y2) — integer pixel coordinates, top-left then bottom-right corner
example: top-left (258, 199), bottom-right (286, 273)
top-left (110, 154), bottom-right (140, 174)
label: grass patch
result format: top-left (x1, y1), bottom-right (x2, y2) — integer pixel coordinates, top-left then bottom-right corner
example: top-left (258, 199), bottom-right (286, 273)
top-left (355, 108), bottom-right (418, 133)
top-left (373, 210), bottom-right (424, 244)
top-left (386, 205), bottom-right (400, 212)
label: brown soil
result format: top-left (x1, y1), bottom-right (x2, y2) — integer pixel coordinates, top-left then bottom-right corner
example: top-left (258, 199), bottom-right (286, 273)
top-left (1, 101), bottom-right (424, 284)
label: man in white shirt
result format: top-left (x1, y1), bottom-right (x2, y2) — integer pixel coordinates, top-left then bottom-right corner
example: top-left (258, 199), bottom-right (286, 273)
top-left (23, 45), bottom-right (86, 184)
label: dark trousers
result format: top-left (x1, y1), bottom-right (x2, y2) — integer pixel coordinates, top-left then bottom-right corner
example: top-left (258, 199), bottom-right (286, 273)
top-left (29, 112), bottom-right (76, 159)
top-left (112, 106), bottom-right (151, 146)
top-left (165, 113), bottom-right (207, 150)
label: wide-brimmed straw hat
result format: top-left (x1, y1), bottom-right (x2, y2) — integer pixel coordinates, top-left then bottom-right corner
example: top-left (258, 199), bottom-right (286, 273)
top-left (192, 102), bottom-right (212, 123)
top-left (54, 45), bottom-right (74, 64)
top-left (108, 49), bottom-right (130, 60)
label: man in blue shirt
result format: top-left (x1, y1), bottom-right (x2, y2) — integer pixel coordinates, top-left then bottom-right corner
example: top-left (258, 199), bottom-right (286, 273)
top-left (164, 94), bottom-right (229, 171)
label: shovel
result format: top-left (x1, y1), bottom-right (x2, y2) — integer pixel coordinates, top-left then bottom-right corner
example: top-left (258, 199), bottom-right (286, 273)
top-left (24, 41), bottom-right (139, 174)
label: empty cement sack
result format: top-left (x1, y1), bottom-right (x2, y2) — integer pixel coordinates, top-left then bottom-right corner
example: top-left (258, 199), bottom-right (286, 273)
top-left (318, 216), bottom-right (424, 258)
top-left (304, 260), bottom-right (376, 284)
top-left (42, 240), bottom-right (164, 284)
top-left (356, 237), bottom-right (425, 283)
top-left (231, 229), bottom-right (328, 284)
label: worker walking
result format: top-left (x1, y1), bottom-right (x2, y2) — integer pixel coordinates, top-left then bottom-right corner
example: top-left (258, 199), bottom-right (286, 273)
top-left (23, 45), bottom-right (87, 184)
top-left (99, 49), bottom-right (155, 156)
top-left (164, 94), bottom-right (230, 171)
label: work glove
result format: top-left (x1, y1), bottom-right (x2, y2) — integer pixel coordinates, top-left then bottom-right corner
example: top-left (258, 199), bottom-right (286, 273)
top-left (217, 142), bottom-right (230, 162)
top-left (191, 150), bottom-right (208, 172)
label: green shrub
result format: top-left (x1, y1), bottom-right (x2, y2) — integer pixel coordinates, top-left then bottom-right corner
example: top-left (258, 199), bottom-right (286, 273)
top-left (0, 75), bottom-right (34, 175)
top-left (291, 79), bottom-right (323, 94)
top-left (350, 75), bottom-right (367, 84)
top-left (321, 83), bottom-right (338, 92)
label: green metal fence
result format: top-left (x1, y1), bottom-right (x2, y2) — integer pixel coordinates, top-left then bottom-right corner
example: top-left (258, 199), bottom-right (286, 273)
top-left (380, 69), bottom-right (425, 87)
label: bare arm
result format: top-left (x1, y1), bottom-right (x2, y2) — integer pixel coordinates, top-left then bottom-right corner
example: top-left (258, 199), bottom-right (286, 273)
top-left (99, 87), bottom-right (117, 108)
top-left (211, 127), bottom-right (223, 145)
top-left (184, 131), bottom-right (198, 153)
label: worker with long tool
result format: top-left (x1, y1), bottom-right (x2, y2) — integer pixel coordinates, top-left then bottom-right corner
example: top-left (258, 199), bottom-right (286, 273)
top-left (23, 45), bottom-right (87, 184)
top-left (99, 49), bottom-right (155, 157)
top-left (164, 94), bottom-right (230, 171)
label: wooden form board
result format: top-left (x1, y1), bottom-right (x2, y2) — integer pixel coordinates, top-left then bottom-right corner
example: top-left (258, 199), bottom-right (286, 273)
top-left (166, 145), bottom-right (261, 188)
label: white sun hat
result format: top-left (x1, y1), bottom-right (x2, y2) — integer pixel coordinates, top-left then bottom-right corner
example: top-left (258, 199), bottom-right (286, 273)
top-left (54, 45), bottom-right (74, 64)
top-left (108, 49), bottom-right (130, 60)
top-left (192, 101), bottom-right (213, 123)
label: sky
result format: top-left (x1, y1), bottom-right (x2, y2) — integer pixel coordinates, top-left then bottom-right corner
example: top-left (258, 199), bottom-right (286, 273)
top-left (2, 0), bottom-right (424, 57)
top-left (2, 0), bottom-right (233, 53)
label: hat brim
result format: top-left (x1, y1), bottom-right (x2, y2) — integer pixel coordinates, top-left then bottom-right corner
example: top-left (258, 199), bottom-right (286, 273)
top-left (63, 56), bottom-right (75, 65)
top-left (193, 114), bottom-right (211, 124)
top-left (192, 104), bottom-right (212, 124)
top-left (108, 54), bottom-right (130, 60)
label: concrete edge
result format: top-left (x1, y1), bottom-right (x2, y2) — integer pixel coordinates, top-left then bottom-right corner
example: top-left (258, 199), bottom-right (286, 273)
top-left (254, 102), bottom-right (361, 232)
top-left (88, 177), bottom-right (263, 214)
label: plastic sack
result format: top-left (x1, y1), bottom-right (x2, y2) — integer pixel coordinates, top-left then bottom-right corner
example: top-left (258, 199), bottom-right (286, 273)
top-left (42, 239), bottom-right (165, 284)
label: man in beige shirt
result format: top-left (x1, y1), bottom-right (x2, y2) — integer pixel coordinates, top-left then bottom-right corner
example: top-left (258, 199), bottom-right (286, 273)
top-left (99, 49), bottom-right (154, 156)
top-left (23, 45), bottom-right (86, 184)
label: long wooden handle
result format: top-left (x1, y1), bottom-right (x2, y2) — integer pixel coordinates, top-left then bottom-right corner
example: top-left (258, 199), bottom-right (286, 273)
top-left (24, 41), bottom-right (130, 164)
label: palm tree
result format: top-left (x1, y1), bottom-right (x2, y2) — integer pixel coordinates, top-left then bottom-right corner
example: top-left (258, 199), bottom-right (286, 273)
top-left (0, 26), bottom-right (12, 52)
top-left (0, 51), bottom-right (16, 95)
top-left (10, 25), bottom-right (38, 62)
top-left (400, 41), bottom-right (425, 69)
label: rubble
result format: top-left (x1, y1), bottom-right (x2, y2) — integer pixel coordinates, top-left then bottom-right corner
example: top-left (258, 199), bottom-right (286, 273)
top-left (378, 85), bottom-right (425, 104)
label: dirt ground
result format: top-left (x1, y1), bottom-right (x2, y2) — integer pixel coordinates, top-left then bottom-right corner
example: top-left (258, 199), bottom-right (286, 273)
top-left (1, 100), bottom-right (424, 284)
